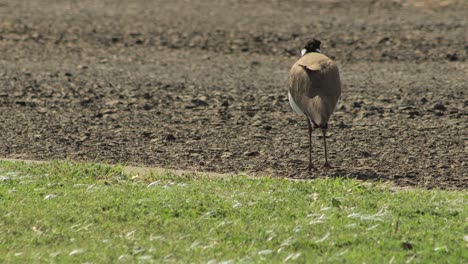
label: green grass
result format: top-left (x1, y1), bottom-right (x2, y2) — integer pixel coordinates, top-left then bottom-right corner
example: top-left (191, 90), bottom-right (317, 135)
top-left (0, 161), bottom-right (467, 263)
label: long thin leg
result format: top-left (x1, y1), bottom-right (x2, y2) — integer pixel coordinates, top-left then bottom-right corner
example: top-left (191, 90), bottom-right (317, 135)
top-left (307, 117), bottom-right (315, 171)
top-left (322, 129), bottom-right (332, 168)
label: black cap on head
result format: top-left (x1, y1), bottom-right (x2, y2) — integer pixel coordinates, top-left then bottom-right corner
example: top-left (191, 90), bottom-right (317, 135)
top-left (302, 39), bottom-right (321, 55)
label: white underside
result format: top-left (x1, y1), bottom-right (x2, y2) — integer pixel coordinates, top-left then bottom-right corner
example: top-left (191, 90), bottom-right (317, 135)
top-left (288, 91), bottom-right (304, 114)
top-left (334, 97), bottom-right (340, 111)
top-left (289, 91), bottom-right (341, 126)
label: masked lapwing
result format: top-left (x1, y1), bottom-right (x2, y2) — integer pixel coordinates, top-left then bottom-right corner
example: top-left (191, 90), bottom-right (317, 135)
top-left (288, 39), bottom-right (341, 171)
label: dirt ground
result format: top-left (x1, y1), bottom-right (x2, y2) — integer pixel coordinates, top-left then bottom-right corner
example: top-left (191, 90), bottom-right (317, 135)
top-left (0, 0), bottom-right (466, 189)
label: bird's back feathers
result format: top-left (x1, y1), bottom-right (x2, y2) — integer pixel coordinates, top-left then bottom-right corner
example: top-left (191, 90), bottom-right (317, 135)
top-left (288, 52), bottom-right (341, 128)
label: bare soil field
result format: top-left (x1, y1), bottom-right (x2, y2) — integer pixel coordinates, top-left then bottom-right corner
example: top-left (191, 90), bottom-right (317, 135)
top-left (0, 0), bottom-right (466, 189)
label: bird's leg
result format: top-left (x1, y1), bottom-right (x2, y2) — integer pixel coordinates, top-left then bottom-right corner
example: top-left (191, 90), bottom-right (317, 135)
top-left (307, 118), bottom-right (316, 171)
top-left (322, 129), bottom-right (332, 168)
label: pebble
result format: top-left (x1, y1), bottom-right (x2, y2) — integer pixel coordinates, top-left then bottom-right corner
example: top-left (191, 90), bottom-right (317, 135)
top-left (36, 107), bottom-right (48, 114)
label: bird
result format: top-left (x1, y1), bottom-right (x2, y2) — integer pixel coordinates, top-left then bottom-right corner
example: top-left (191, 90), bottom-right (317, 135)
top-left (287, 39), bottom-right (341, 171)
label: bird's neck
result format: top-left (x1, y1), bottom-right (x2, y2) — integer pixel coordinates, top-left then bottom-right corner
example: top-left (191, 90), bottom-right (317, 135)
top-left (301, 49), bottom-right (321, 56)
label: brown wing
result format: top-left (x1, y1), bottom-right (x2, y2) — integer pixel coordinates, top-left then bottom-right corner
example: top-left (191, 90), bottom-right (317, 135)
top-left (288, 53), bottom-right (341, 128)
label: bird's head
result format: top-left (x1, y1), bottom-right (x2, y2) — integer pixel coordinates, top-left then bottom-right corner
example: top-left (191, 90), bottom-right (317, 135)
top-left (301, 39), bottom-right (321, 56)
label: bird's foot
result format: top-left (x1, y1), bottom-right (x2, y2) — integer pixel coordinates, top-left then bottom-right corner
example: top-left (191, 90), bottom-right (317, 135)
top-left (307, 164), bottom-right (317, 171)
top-left (322, 162), bottom-right (332, 169)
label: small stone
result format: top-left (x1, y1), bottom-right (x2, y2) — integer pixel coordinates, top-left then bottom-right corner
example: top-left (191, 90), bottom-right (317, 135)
top-left (143, 103), bottom-right (153, 110)
top-left (108, 113), bottom-right (119, 120)
top-left (36, 107), bottom-right (48, 114)
top-left (352, 101), bottom-right (362, 108)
